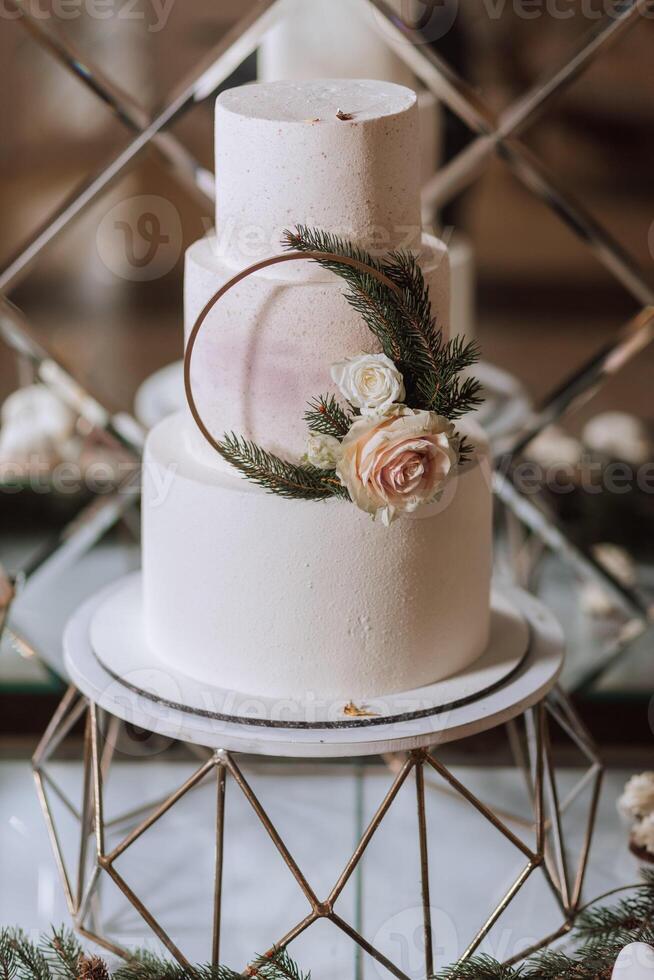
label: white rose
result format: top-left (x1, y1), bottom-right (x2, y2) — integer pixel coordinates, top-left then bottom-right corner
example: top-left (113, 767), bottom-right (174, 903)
top-left (305, 431), bottom-right (342, 470)
top-left (331, 353), bottom-right (405, 417)
top-left (336, 407), bottom-right (459, 525)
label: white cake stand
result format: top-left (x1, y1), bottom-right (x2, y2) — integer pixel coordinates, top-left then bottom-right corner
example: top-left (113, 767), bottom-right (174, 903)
top-left (33, 584), bottom-right (603, 978)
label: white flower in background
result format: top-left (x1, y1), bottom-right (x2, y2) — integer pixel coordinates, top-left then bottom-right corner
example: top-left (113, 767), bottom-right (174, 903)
top-left (336, 407), bottom-right (459, 526)
top-left (631, 813), bottom-right (654, 856)
top-left (618, 772), bottom-right (654, 820)
top-left (331, 352), bottom-right (405, 417)
top-left (305, 431), bottom-right (342, 470)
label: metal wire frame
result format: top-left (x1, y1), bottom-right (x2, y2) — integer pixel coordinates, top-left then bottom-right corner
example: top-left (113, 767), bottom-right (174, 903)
top-left (362, 0), bottom-right (654, 626)
top-left (9, 0), bottom-right (215, 214)
top-left (0, 0), bottom-right (286, 293)
top-left (368, 0), bottom-right (653, 307)
top-left (0, 563), bottom-right (15, 641)
top-left (385, 695), bottom-right (602, 927)
top-left (33, 690), bottom-right (603, 978)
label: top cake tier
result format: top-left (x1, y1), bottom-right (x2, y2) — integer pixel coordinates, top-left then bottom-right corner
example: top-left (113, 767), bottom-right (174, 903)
top-left (214, 79), bottom-right (422, 267)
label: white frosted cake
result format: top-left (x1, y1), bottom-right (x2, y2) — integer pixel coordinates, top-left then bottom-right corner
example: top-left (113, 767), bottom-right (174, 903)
top-left (142, 79), bottom-right (493, 701)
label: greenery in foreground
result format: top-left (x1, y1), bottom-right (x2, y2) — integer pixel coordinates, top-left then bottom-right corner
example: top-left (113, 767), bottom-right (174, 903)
top-left (3, 870), bottom-right (654, 979)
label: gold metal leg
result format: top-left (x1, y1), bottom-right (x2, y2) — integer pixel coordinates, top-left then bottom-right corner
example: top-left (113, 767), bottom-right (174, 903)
top-left (212, 761), bottom-right (226, 969)
top-left (415, 757), bottom-right (434, 979)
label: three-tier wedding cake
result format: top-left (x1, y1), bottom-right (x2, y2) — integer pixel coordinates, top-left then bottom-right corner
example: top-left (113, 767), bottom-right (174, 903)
top-left (141, 79), bottom-right (492, 701)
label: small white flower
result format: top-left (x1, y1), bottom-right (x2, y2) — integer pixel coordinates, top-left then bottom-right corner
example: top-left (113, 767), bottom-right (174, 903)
top-left (331, 352), bottom-right (405, 417)
top-left (305, 431), bottom-right (342, 470)
top-left (631, 813), bottom-right (654, 855)
top-left (618, 772), bottom-right (654, 820)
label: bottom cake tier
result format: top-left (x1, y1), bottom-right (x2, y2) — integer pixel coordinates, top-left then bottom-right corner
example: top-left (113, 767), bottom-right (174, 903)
top-left (142, 413), bottom-right (493, 700)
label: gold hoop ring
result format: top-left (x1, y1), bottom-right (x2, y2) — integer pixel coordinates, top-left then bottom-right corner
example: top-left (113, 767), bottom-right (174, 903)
top-left (184, 249), bottom-right (402, 456)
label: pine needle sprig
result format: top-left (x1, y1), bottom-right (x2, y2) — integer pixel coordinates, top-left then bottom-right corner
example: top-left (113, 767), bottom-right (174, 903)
top-left (525, 941), bottom-right (621, 980)
top-left (283, 225), bottom-right (483, 459)
top-left (2, 930), bottom-right (50, 980)
top-left (247, 949), bottom-right (311, 980)
top-left (303, 394), bottom-right (352, 440)
top-left (378, 248), bottom-right (447, 397)
top-left (282, 226), bottom-right (406, 363)
top-left (113, 949), bottom-right (243, 980)
top-left (43, 929), bottom-right (85, 979)
top-left (0, 928), bottom-right (17, 980)
top-left (112, 949), bottom-right (190, 980)
top-left (440, 953), bottom-right (522, 980)
top-left (575, 890), bottom-right (654, 945)
top-left (431, 372), bottom-right (484, 421)
top-left (218, 434), bottom-right (349, 501)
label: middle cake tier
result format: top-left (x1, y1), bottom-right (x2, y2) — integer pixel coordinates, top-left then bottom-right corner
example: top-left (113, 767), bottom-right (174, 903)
top-left (184, 232), bottom-right (450, 463)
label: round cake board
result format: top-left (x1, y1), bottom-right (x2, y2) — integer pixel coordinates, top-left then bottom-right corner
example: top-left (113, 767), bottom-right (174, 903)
top-left (64, 579), bottom-right (563, 757)
top-left (88, 572), bottom-right (528, 730)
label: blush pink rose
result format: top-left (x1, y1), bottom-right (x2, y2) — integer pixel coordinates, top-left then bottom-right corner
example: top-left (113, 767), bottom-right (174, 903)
top-left (336, 408), bottom-right (459, 525)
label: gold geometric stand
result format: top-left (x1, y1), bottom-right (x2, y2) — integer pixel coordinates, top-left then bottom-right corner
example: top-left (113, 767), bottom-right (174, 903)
top-left (33, 684), bottom-right (603, 979)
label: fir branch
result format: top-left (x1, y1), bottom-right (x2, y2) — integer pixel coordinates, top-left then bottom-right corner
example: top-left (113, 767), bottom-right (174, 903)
top-left (0, 929), bottom-right (17, 980)
top-left (303, 394), bottom-right (352, 439)
top-left (112, 949), bottom-right (190, 980)
top-left (247, 949), bottom-right (311, 980)
top-left (283, 226), bottom-right (405, 362)
top-left (218, 433), bottom-right (349, 501)
top-left (112, 949), bottom-right (243, 980)
top-left (378, 248), bottom-right (447, 400)
top-left (3, 931), bottom-right (50, 980)
top-left (575, 890), bottom-right (654, 945)
top-left (432, 372), bottom-right (484, 422)
top-left (43, 930), bottom-right (84, 979)
top-left (524, 941), bottom-right (621, 980)
top-left (458, 437), bottom-right (475, 466)
top-left (440, 953), bottom-right (522, 980)
top-left (283, 225), bottom-right (482, 425)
